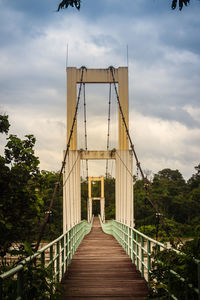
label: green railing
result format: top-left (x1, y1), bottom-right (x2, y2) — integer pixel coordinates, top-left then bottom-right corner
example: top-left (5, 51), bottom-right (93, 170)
top-left (0, 217), bottom-right (93, 300)
top-left (99, 216), bottom-right (200, 300)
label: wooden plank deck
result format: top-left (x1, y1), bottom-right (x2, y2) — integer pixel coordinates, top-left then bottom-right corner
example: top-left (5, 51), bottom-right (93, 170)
top-left (61, 217), bottom-right (149, 299)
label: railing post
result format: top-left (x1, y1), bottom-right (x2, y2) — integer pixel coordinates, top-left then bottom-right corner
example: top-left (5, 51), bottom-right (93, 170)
top-left (136, 233), bottom-right (139, 270)
top-left (129, 227), bottom-right (132, 258)
top-left (125, 225), bottom-right (127, 253)
top-left (50, 245), bottom-right (54, 294)
top-left (68, 230), bottom-right (71, 264)
top-left (66, 231), bottom-right (69, 268)
top-left (141, 236), bottom-right (144, 277)
top-left (168, 271), bottom-right (171, 299)
top-left (75, 225), bottom-right (77, 252)
top-left (41, 251), bottom-right (45, 267)
top-left (56, 241), bottom-right (60, 282)
top-left (198, 261), bottom-right (200, 300)
top-left (71, 227), bottom-right (74, 257)
top-left (63, 234), bottom-right (66, 274)
top-left (72, 227), bottom-right (74, 256)
top-left (17, 268), bottom-right (23, 300)
top-left (61, 237), bottom-right (64, 279)
top-left (122, 224), bottom-right (124, 249)
top-left (147, 240), bottom-right (151, 286)
top-left (132, 230), bottom-right (135, 264)
top-left (121, 223), bottom-right (123, 244)
top-left (0, 278), bottom-right (2, 300)
top-left (126, 226), bottom-right (128, 254)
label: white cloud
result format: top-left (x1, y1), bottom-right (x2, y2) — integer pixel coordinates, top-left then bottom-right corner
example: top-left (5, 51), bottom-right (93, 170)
top-left (0, 3), bottom-right (200, 181)
top-left (130, 111), bottom-right (200, 179)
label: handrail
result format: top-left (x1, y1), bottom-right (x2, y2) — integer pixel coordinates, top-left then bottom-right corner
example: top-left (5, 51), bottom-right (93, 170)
top-left (99, 215), bottom-right (200, 300)
top-left (0, 217), bottom-right (94, 299)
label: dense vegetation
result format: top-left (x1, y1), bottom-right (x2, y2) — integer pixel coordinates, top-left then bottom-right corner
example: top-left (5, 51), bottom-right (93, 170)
top-left (0, 116), bottom-right (62, 262)
top-left (150, 238), bottom-right (200, 299)
top-left (134, 166), bottom-right (200, 240)
top-left (1, 114), bottom-right (200, 298)
top-left (1, 114), bottom-right (200, 258)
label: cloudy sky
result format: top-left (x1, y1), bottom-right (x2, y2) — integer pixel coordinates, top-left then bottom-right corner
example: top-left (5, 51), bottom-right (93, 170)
top-left (0, 0), bottom-right (200, 180)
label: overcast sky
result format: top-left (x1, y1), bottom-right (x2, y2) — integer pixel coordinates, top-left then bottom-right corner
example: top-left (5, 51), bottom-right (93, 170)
top-left (0, 0), bottom-right (200, 180)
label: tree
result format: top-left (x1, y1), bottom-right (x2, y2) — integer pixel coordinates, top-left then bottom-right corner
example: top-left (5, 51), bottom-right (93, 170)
top-left (0, 115), bottom-right (10, 134)
top-left (152, 168), bottom-right (187, 223)
top-left (104, 175), bottom-right (115, 220)
top-left (0, 131), bottom-right (41, 257)
top-left (57, 0), bottom-right (191, 11)
top-left (187, 164), bottom-right (200, 190)
top-left (150, 237), bottom-right (200, 299)
top-left (58, 0), bottom-right (80, 11)
top-left (186, 164), bottom-right (200, 231)
top-left (171, 0), bottom-right (190, 10)
top-left (36, 170), bottom-right (63, 240)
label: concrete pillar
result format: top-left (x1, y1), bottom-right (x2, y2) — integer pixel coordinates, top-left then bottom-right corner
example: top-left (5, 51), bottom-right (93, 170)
top-left (118, 67), bottom-right (129, 150)
top-left (101, 177), bottom-right (104, 198)
top-left (87, 198), bottom-right (92, 223)
top-left (115, 150), bottom-right (134, 227)
top-left (63, 150), bottom-right (81, 232)
top-left (67, 67), bottom-right (77, 150)
top-left (100, 197), bottom-right (105, 223)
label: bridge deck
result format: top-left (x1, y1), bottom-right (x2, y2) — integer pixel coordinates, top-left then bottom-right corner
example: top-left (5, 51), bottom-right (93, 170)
top-left (61, 217), bottom-right (148, 299)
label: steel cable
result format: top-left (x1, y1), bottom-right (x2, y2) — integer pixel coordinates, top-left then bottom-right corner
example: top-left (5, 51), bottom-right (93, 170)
top-left (34, 66), bottom-right (86, 251)
top-left (106, 83), bottom-right (112, 178)
top-left (109, 66), bottom-right (179, 242)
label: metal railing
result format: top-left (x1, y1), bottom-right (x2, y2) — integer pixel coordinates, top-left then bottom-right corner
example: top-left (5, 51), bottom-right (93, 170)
top-left (0, 217), bottom-right (93, 300)
top-left (99, 216), bottom-right (200, 300)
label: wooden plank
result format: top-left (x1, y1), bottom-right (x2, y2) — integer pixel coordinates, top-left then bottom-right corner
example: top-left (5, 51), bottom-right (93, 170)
top-left (61, 217), bottom-right (148, 299)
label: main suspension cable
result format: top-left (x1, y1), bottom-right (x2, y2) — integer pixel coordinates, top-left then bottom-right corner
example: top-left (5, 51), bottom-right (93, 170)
top-left (106, 83), bottom-right (112, 178)
top-left (34, 66), bottom-right (86, 252)
top-left (83, 83), bottom-right (89, 180)
top-left (109, 66), bottom-right (174, 240)
top-left (109, 67), bottom-right (146, 181)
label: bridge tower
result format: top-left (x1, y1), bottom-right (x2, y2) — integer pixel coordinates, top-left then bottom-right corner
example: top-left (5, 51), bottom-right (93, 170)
top-left (88, 176), bottom-right (105, 223)
top-left (63, 67), bottom-right (134, 232)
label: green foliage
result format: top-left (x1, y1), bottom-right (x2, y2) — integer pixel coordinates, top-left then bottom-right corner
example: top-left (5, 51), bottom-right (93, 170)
top-left (81, 179), bottom-right (88, 219)
top-left (0, 115), bottom-right (62, 298)
top-left (0, 115), bottom-right (63, 258)
top-left (150, 237), bottom-right (200, 299)
top-left (187, 164), bottom-right (200, 190)
top-left (1, 262), bottom-right (63, 300)
top-left (0, 133), bottom-right (41, 257)
top-left (105, 175), bottom-right (115, 220)
top-left (57, 0), bottom-right (80, 11)
top-left (1, 114), bottom-right (200, 299)
top-left (135, 167), bottom-right (200, 239)
top-left (171, 0), bottom-right (190, 10)
top-left (137, 224), bottom-right (157, 237)
top-left (36, 170), bottom-right (63, 240)
top-left (57, 0), bottom-right (191, 11)
top-left (0, 115), bottom-right (10, 134)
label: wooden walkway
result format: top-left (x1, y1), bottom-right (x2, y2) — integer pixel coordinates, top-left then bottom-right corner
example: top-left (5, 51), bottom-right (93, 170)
top-left (61, 217), bottom-right (148, 299)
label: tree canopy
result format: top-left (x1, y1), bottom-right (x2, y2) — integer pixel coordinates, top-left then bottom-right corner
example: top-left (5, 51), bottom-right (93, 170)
top-left (1, 114), bottom-right (200, 262)
top-left (0, 115), bottom-right (10, 134)
top-left (57, 0), bottom-right (191, 11)
top-left (0, 116), bottom-right (62, 259)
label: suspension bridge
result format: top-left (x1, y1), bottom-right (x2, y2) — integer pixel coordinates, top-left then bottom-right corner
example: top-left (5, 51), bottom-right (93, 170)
top-left (1, 66), bottom-right (200, 300)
